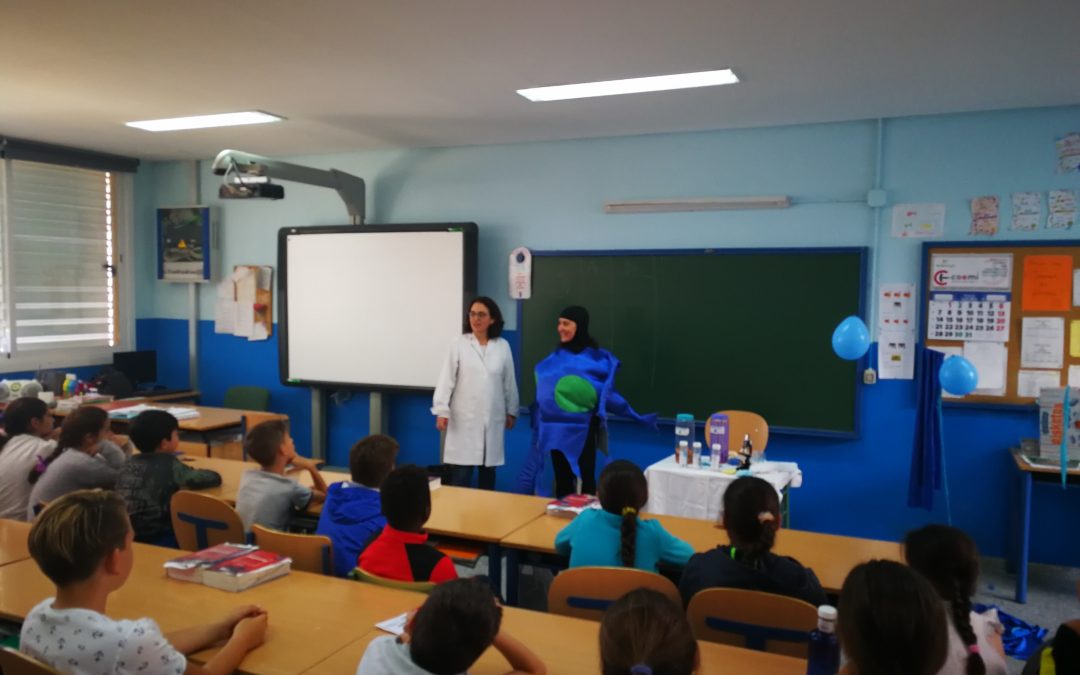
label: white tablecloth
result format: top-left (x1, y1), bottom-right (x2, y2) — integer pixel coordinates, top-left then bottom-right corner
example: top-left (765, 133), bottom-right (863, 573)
top-left (643, 456), bottom-right (802, 522)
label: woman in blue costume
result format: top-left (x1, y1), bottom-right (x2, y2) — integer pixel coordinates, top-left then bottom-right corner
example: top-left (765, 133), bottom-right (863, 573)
top-left (516, 305), bottom-right (656, 498)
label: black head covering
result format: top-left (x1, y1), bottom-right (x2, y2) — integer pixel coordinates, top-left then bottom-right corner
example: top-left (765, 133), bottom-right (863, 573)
top-left (559, 305), bottom-right (598, 353)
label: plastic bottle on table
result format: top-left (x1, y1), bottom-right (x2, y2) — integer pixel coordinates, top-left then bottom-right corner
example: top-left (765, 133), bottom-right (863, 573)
top-left (710, 443), bottom-right (724, 470)
top-left (676, 440), bottom-right (689, 466)
top-left (696, 441), bottom-right (709, 469)
top-left (806, 605), bottom-right (840, 675)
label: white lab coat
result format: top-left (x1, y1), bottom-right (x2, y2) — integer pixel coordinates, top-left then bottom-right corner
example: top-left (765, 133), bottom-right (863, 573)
top-left (431, 334), bottom-right (520, 467)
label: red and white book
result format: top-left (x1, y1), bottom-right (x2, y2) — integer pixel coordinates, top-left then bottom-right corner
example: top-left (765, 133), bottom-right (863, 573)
top-left (546, 494), bottom-right (600, 519)
top-left (202, 549), bottom-right (291, 592)
top-left (163, 544), bottom-right (256, 583)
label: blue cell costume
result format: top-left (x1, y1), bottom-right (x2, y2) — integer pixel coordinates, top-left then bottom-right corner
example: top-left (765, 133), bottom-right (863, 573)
top-left (516, 306), bottom-right (656, 496)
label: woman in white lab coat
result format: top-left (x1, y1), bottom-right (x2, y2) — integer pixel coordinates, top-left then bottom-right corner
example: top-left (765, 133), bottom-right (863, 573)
top-left (432, 296), bottom-right (520, 489)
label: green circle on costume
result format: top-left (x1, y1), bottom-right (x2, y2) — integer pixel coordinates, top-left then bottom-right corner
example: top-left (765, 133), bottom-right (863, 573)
top-left (554, 375), bottom-right (597, 413)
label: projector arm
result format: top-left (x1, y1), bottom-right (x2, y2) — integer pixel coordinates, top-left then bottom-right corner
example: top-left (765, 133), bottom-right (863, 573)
top-left (211, 149), bottom-right (366, 222)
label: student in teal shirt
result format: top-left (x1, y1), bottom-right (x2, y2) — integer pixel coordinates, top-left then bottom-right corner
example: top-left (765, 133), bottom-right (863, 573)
top-left (555, 460), bottom-right (693, 571)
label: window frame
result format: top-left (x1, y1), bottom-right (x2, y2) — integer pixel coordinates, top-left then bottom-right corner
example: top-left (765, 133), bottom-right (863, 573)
top-left (0, 160), bottom-right (134, 372)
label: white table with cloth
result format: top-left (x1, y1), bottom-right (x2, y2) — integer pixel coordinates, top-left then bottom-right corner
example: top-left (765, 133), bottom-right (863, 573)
top-left (643, 456), bottom-right (802, 523)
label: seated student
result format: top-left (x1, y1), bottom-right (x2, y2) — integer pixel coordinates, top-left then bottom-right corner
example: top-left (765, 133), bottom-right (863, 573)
top-left (235, 419), bottom-right (327, 532)
top-left (600, 588), bottom-right (699, 675)
top-left (357, 577), bottom-right (545, 675)
top-left (1023, 621), bottom-right (1080, 675)
top-left (315, 434), bottom-right (397, 577)
top-left (904, 525), bottom-right (1008, 675)
top-left (115, 410), bottom-right (222, 546)
top-left (838, 560), bottom-right (949, 675)
top-left (678, 475), bottom-right (826, 607)
top-left (554, 460), bottom-right (693, 572)
top-left (20, 489), bottom-right (268, 675)
top-left (27, 407), bottom-right (132, 518)
top-left (0, 397), bottom-right (57, 520)
top-left (359, 464), bottom-right (457, 584)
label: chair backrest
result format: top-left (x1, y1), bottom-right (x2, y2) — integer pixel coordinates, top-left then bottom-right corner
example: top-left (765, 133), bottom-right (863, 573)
top-left (0, 647), bottom-right (63, 675)
top-left (348, 567), bottom-right (436, 594)
top-left (547, 567), bottom-right (682, 621)
top-left (223, 386), bottom-right (271, 411)
top-left (251, 525), bottom-right (332, 575)
top-left (170, 490), bottom-right (246, 551)
top-left (717, 410), bottom-right (769, 453)
top-left (686, 588), bottom-right (818, 658)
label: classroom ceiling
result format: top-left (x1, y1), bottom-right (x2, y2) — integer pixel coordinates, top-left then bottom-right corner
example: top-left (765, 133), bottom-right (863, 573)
top-left (3, 0), bottom-right (1079, 161)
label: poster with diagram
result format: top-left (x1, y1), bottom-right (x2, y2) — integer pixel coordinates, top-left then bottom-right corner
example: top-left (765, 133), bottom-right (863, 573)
top-left (157, 206), bottom-right (213, 282)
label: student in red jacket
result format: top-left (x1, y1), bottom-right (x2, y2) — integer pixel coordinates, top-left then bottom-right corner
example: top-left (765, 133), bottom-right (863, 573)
top-left (359, 464), bottom-right (457, 584)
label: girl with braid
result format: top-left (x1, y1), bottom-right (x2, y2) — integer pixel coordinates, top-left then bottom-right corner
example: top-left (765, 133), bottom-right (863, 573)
top-left (904, 525), bottom-right (1007, 675)
top-left (679, 475), bottom-right (826, 607)
top-left (555, 460), bottom-right (692, 571)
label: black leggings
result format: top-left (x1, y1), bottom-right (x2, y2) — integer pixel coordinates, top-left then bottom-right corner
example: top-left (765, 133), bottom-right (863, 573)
top-left (551, 418), bottom-right (599, 498)
top-left (448, 464), bottom-right (496, 490)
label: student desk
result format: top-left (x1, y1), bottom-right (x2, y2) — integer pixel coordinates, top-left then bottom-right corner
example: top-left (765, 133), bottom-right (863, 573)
top-left (182, 456), bottom-right (349, 517)
top-left (1011, 449), bottom-right (1080, 603)
top-left (302, 603), bottom-right (807, 675)
top-left (0, 541), bottom-right (423, 675)
top-left (0, 519), bottom-right (30, 567)
top-left (500, 512), bottom-right (902, 597)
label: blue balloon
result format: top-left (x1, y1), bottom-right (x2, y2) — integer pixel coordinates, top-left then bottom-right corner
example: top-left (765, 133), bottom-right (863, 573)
top-left (939, 355), bottom-right (979, 396)
top-left (831, 316), bottom-right (870, 360)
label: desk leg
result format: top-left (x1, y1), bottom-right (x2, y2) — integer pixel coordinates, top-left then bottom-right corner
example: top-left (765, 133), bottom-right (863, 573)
top-left (487, 543), bottom-right (503, 600)
top-left (1016, 471), bottom-right (1032, 604)
top-left (505, 548), bottom-right (520, 607)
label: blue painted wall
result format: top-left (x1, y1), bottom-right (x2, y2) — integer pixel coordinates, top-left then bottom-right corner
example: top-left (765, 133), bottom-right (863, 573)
top-left (127, 105), bottom-right (1080, 566)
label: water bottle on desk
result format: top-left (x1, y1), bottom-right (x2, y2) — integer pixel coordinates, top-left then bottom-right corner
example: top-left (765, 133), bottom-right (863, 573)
top-left (676, 440), bottom-right (689, 466)
top-left (696, 441), bottom-right (709, 469)
top-left (806, 605), bottom-right (840, 675)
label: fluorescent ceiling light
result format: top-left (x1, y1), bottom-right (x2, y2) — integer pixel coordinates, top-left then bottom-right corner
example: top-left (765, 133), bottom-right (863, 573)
top-left (604, 196), bottom-right (790, 214)
top-left (125, 111), bottom-right (283, 132)
top-left (518, 69), bottom-right (738, 102)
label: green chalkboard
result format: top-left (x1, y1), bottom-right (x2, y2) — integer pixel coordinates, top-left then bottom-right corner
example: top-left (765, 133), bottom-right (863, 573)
top-left (519, 249), bottom-right (866, 436)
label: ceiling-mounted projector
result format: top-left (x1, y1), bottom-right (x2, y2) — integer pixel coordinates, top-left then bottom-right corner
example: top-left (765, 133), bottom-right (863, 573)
top-left (219, 181), bottom-right (285, 200)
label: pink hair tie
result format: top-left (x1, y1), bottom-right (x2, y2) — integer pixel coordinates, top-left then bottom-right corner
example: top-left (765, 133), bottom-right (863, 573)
top-left (968, 645), bottom-right (981, 655)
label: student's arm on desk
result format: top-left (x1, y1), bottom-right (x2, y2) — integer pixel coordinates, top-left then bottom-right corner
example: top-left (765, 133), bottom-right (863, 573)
top-left (553, 516), bottom-right (578, 557)
top-left (170, 605), bottom-right (268, 675)
top-left (492, 630), bottom-right (546, 675)
top-left (292, 455), bottom-right (327, 502)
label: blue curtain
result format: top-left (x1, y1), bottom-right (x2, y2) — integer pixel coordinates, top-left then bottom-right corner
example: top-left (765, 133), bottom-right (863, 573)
top-left (909, 346), bottom-right (945, 510)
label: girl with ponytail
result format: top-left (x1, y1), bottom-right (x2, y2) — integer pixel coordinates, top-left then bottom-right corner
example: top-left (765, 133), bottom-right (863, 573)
top-left (555, 460), bottom-right (693, 571)
top-left (0, 397), bottom-right (57, 520)
top-left (904, 525), bottom-right (1007, 675)
top-left (679, 475), bottom-right (826, 607)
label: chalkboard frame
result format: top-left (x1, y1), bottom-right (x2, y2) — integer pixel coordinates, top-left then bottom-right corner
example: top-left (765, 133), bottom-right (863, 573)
top-left (515, 246), bottom-right (868, 439)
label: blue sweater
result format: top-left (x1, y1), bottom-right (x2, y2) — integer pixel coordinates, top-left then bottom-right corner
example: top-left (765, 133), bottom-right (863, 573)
top-left (554, 508), bottom-right (694, 572)
top-left (315, 481), bottom-right (385, 577)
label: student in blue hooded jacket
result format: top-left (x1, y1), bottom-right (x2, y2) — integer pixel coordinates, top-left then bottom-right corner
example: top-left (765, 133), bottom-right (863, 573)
top-left (315, 434), bottom-right (398, 577)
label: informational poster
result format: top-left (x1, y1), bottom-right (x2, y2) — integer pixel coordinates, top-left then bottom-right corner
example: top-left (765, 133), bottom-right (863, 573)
top-left (963, 342), bottom-right (1007, 394)
top-left (1070, 365), bottom-right (1080, 388)
top-left (1057, 132), bottom-right (1080, 174)
top-left (1018, 369), bottom-right (1061, 398)
top-left (157, 206), bottom-right (212, 282)
top-left (1020, 317), bottom-right (1065, 369)
top-left (930, 253), bottom-right (1012, 291)
top-left (878, 331), bottom-right (915, 380)
top-left (1010, 192), bottom-right (1041, 232)
top-left (214, 265), bottom-right (273, 341)
top-left (891, 203), bottom-right (945, 238)
top-left (879, 283), bottom-right (916, 331)
top-left (1021, 254), bottom-right (1072, 311)
top-left (927, 292), bottom-right (1010, 342)
top-left (1048, 189), bottom-right (1078, 229)
top-left (969, 196), bottom-right (1000, 236)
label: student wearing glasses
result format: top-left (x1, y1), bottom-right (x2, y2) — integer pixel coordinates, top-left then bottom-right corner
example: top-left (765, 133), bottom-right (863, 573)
top-left (432, 296), bottom-right (519, 490)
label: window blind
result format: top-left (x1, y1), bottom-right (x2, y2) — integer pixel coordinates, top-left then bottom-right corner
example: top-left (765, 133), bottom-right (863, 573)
top-left (5, 160), bottom-right (116, 352)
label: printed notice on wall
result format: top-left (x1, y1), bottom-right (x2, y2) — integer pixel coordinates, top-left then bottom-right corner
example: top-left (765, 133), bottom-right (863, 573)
top-left (1020, 317), bottom-right (1065, 369)
top-left (1049, 189), bottom-right (1078, 229)
top-left (1018, 369), bottom-right (1061, 398)
top-left (1021, 254), bottom-right (1072, 311)
top-left (891, 204), bottom-right (945, 238)
top-left (1070, 365), bottom-right (1080, 388)
top-left (879, 283), bottom-right (916, 332)
top-left (969, 196), bottom-right (1000, 236)
top-left (963, 341), bottom-right (1007, 394)
top-left (878, 330), bottom-right (915, 380)
top-left (1057, 132), bottom-right (1080, 174)
top-left (1011, 192), bottom-right (1041, 232)
top-left (930, 253), bottom-right (1012, 291)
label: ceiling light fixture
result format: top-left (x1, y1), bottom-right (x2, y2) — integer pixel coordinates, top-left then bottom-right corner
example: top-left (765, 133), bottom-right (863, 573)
top-left (604, 196), bottom-right (790, 214)
top-left (518, 69), bottom-right (739, 102)
top-left (125, 111), bottom-right (283, 132)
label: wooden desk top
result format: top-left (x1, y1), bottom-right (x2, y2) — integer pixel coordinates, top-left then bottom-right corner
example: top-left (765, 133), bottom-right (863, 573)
top-left (425, 487), bottom-right (550, 543)
top-left (57, 402), bottom-right (284, 433)
top-left (0, 542), bottom-right (423, 675)
top-left (1011, 448), bottom-right (1080, 477)
top-left (500, 512), bottom-right (901, 594)
top-left (302, 603), bottom-right (806, 675)
top-left (0, 519), bottom-right (30, 567)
